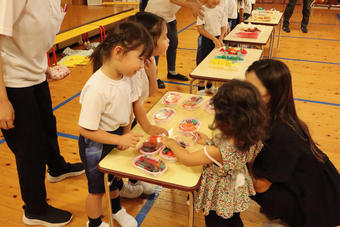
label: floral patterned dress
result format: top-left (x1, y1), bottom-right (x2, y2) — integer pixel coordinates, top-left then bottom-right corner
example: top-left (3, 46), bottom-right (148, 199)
top-left (195, 134), bottom-right (262, 219)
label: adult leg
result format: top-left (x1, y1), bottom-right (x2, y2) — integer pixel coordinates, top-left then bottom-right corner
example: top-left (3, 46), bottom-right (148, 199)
top-left (283, 0), bottom-right (298, 30)
top-left (166, 20), bottom-right (178, 73)
top-left (36, 81), bottom-right (68, 171)
top-left (301, 0), bottom-right (311, 32)
top-left (166, 20), bottom-right (188, 81)
top-left (34, 81), bottom-right (84, 182)
top-left (204, 210), bottom-right (229, 227)
top-left (251, 184), bottom-right (304, 227)
top-left (2, 85), bottom-right (49, 215)
top-left (139, 0), bottom-right (149, 11)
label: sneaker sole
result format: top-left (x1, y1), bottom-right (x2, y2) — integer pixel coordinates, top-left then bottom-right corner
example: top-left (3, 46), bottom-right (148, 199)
top-left (47, 170), bottom-right (85, 183)
top-left (22, 214), bottom-right (72, 227)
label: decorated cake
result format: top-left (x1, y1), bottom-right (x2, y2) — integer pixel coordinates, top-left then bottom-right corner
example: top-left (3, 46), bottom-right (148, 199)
top-left (210, 46), bottom-right (247, 70)
top-left (162, 92), bottom-right (181, 106)
top-left (179, 118), bottom-right (201, 136)
top-left (252, 8), bottom-right (279, 22)
top-left (153, 108), bottom-right (176, 123)
top-left (159, 147), bottom-right (177, 162)
top-left (138, 136), bottom-right (165, 156)
top-left (182, 96), bottom-right (204, 110)
top-left (204, 99), bottom-right (214, 114)
top-left (235, 23), bottom-right (261, 39)
top-left (133, 155), bottom-right (167, 177)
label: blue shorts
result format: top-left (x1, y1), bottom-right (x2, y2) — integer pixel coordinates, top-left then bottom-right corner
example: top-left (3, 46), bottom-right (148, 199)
top-left (78, 127), bottom-right (124, 194)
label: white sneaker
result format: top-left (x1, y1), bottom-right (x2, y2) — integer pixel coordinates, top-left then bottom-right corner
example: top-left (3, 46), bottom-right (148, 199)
top-left (120, 182), bottom-right (143, 199)
top-left (136, 181), bottom-right (155, 195)
top-left (112, 208), bottom-right (137, 227)
top-left (197, 89), bottom-right (206, 96)
top-left (86, 221), bottom-right (109, 227)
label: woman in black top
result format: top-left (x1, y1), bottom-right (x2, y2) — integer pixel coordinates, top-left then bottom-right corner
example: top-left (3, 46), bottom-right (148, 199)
top-left (245, 59), bottom-right (340, 227)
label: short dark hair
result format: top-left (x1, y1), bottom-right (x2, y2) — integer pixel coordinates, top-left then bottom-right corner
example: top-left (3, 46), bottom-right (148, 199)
top-left (128, 12), bottom-right (166, 46)
top-left (90, 21), bottom-right (153, 73)
top-left (212, 80), bottom-right (268, 152)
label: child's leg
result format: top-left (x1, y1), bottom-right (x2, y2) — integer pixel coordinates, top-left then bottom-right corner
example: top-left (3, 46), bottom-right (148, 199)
top-left (204, 210), bottom-right (228, 227)
top-left (86, 193), bottom-right (104, 219)
top-left (205, 211), bottom-right (243, 227)
top-left (227, 212), bottom-right (243, 227)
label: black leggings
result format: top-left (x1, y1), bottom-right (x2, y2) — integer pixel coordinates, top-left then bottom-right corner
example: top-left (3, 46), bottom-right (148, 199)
top-left (205, 211), bottom-right (243, 227)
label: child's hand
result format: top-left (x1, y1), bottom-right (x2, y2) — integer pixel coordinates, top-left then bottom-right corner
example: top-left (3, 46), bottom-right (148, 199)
top-left (195, 132), bottom-right (210, 145)
top-left (119, 132), bottom-right (143, 148)
top-left (213, 38), bottom-right (222, 48)
top-left (161, 136), bottom-right (177, 148)
top-left (117, 145), bottom-right (129, 151)
top-left (218, 38), bottom-right (224, 47)
top-left (144, 58), bottom-right (157, 80)
top-left (146, 125), bottom-right (168, 136)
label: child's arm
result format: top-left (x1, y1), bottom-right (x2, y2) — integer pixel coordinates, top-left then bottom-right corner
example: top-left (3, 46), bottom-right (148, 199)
top-left (79, 126), bottom-right (143, 148)
top-left (218, 26), bottom-right (227, 46)
top-left (133, 99), bottom-right (168, 136)
top-left (117, 108), bottom-right (134, 150)
top-left (144, 57), bottom-right (157, 97)
top-left (197, 25), bottom-right (223, 48)
top-left (161, 136), bottom-right (222, 166)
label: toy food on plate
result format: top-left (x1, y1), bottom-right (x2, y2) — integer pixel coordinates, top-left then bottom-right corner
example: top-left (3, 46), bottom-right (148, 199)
top-left (159, 147), bottom-right (176, 162)
top-left (133, 155), bottom-right (167, 177)
top-left (182, 96), bottom-right (204, 110)
top-left (138, 136), bottom-right (165, 156)
top-left (162, 92), bottom-right (181, 106)
top-left (204, 100), bottom-right (214, 114)
top-left (179, 118), bottom-right (201, 136)
top-left (153, 108), bottom-right (175, 123)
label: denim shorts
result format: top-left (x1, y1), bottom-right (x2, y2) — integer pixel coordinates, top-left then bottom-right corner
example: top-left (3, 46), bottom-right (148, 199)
top-left (78, 127), bottom-right (124, 194)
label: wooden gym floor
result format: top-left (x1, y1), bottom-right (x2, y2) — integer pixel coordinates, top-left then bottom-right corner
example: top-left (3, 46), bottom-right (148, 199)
top-left (0, 3), bottom-right (339, 227)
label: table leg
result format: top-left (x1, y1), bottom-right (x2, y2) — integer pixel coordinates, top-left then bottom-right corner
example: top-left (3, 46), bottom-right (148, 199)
top-left (104, 173), bottom-right (114, 227)
top-left (269, 28), bottom-right (275, 58)
top-left (277, 18), bottom-right (282, 48)
top-left (189, 79), bottom-right (196, 94)
top-left (188, 192), bottom-right (195, 227)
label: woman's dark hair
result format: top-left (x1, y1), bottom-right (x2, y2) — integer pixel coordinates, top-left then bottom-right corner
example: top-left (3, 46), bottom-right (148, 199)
top-left (90, 21), bottom-right (153, 73)
top-left (246, 59), bottom-right (324, 162)
top-left (212, 80), bottom-right (268, 152)
top-left (127, 12), bottom-right (166, 46)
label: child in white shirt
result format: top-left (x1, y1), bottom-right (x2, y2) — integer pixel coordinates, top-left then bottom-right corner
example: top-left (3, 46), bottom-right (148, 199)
top-left (196, 0), bottom-right (228, 95)
top-left (78, 21), bottom-right (154, 227)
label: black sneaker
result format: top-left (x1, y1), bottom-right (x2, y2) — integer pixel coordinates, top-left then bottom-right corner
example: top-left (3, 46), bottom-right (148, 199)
top-left (167, 72), bottom-right (189, 81)
top-left (282, 26), bottom-right (290, 33)
top-left (47, 162), bottom-right (84, 183)
top-left (157, 79), bottom-right (165, 89)
top-left (301, 26), bottom-right (308, 33)
top-left (23, 205), bottom-right (72, 226)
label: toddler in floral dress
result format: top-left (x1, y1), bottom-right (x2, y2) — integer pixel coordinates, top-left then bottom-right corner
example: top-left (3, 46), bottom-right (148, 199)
top-left (162, 80), bottom-right (268, 227)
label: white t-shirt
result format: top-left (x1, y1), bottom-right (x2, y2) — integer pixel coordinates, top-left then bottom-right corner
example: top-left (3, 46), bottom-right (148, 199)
top-left (145, 0), bottom-right (181, 23)
top-left (79, 69), bottom-right (138, 131)
top-left (228, 0), bottom-right (238, 19)
top-left (0, 0), bottom-right (65, 88)
top-left (238, 0), bottom-right (252, 14)
top-left (132, 69), bottom-right (149, 104)
top-left (197, 5), bottom-right (227, 37)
